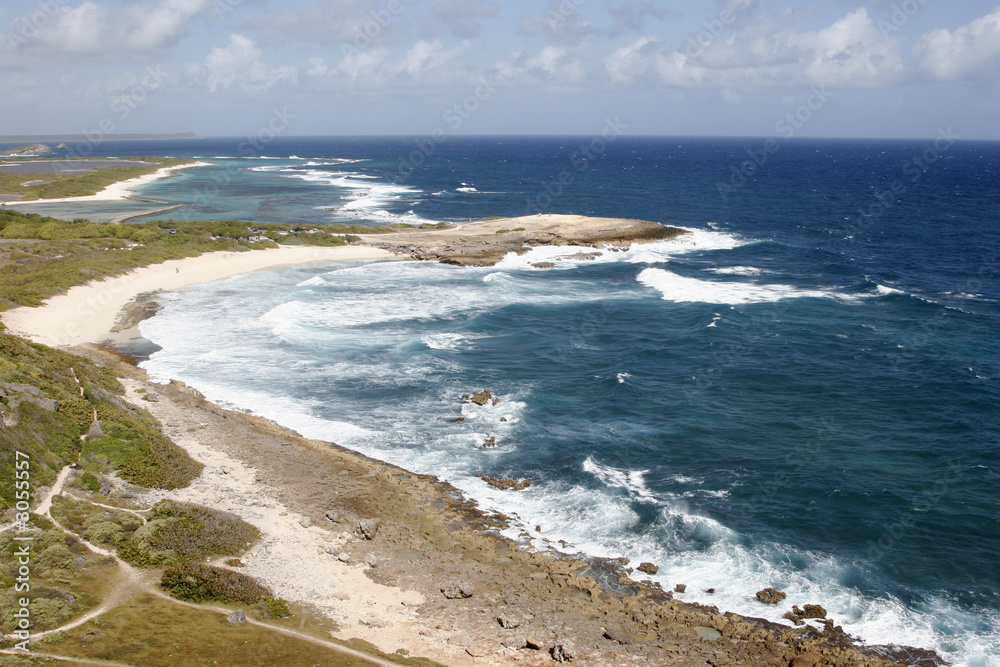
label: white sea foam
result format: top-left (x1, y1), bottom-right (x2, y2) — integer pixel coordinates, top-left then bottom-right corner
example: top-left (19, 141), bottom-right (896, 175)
top-left (876, 284), bottom-right (905, 296)
top-left (637, 268), bottom-right (849, 304)
top-left (583, 457), bottom-right (659, 504)
top-left (707, 266), bottom-right (769, 276)
top-left (616, 372), bottom-right (631, 383)
top-left (456, 186), bottom-right (478, 193)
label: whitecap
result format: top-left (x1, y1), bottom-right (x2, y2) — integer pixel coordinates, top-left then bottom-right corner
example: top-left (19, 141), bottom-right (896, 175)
top-left (637, 268), bottom-right (848, 304)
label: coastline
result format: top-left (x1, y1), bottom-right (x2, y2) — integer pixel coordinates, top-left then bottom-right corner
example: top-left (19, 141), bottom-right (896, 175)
top-left (0, 245), bottom-right (398, 347)
top-left (3, 234), bottom-right (939, 665)
top-left (1, 160), bottom-right (211, 205)
top-left (76, 345), bottom-right (917, 667)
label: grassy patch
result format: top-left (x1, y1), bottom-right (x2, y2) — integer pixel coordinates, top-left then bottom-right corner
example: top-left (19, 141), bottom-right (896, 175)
top-left (0, 330), bottom-right (203, 510)
top-left (0, 516), bottom-right (118, 635)
top-left (35, 593), bottom-right (382, 667)
top-left (0, 157), bottom-right (191, 201)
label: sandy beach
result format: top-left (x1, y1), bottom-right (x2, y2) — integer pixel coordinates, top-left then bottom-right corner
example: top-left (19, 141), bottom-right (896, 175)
top-left (2, 160), bottom-right (211, 205)
top-left (1, 245), bottom-right (398, 347)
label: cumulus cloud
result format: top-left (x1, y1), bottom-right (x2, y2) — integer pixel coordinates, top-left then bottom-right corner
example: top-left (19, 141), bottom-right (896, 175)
top-left (8, 0), bottom-right (215, 57)
top-left (913, 6), bottom-right (1000, 82)
top-left (188, 34), bottom-right (297, 93)
top-left (603, 9), bottom-right (906, 89)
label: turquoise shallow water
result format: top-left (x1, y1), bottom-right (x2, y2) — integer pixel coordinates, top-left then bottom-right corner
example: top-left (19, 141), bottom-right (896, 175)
top-left (13, 136), bottom-right (994, 664)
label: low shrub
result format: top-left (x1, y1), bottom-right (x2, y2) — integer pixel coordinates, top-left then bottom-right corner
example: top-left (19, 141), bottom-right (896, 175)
top-left (160, 563), bottom-right (270, 604)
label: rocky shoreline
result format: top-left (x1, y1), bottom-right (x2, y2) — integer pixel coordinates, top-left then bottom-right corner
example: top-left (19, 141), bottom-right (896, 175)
top-left (356, 214), bottom-right (690, 266)
top-left (82, 340), bottom-right (944, 667)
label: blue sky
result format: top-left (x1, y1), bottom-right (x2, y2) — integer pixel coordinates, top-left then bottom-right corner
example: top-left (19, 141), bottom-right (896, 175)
top-left (1, 0), bottom-right (998, 139)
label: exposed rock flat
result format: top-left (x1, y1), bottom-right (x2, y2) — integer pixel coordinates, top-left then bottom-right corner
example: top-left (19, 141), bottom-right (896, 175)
top-left (358, 214), bottom-right (689, 266)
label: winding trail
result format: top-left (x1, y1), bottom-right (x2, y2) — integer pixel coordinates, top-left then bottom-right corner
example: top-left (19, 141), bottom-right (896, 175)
top-left (7, 465), bottom-right (398, 667)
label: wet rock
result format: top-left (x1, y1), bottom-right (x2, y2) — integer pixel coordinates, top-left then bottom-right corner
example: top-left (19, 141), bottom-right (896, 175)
top-left (227, 609), bottom-right (246, 625)
top-left (674, 583), bottom-right (686, 593)
top-left (783, 611), bottom-right (805, 626)
top-left (637, 562), bottom-right (659, 575)
top-left (531, 262), bottom-right (555, 268)
top-left (356, 517), bottom-right (381, 540)
top-left (801, 603), bottom-right (827, 619)
top-left (756, 587), bottom-right (787, 604)
top-left (451, 417), bottom-right (466, 423)
top-left (551, 639), bottom-right (575, 662)
top-left (441, 581), bottom-right (475, 599)
top-left (470, 390), bottom-right (495, 406)
top-left (476, 474), bottom-right (531, 490)
top-left (482, 435), bottom-right (498, 448)
top-left (705, 588), bottom-right (716, 594)
top-left (497, 612), bottom-right (522, 629)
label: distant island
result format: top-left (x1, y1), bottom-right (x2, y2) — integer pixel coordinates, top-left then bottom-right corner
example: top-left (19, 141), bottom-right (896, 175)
top-left (0, 132), bottom-right (197, 143)
top-left (0, 143), bottom-right (54, 157)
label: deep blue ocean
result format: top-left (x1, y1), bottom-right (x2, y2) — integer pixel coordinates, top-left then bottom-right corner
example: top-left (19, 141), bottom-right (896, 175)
top-left (11, 136), bottom-right (998, 664)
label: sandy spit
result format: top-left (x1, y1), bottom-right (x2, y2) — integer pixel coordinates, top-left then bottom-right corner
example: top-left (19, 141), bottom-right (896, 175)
top-left (2, 161), bottom-right (212, 205)
top-left (1, 245), bottom-right (398, 347)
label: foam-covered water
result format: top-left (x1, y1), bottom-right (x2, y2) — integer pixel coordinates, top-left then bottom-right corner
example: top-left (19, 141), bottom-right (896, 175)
top-left (54, 135), bottom-right (996, 666)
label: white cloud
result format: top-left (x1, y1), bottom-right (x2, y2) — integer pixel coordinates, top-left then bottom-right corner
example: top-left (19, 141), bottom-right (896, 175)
top-left (191, 34), bottom-right (297, 94)
top-left (913, 7), bottom-right (1000, 82)
top-left (396, 39), bottom-right (469, 77)
top-left (606, 35), bottom-right (658, 84)
top-left (14, 0), bottom-right (215, 57)
top-left (603, 9), bottom-right (907, 89)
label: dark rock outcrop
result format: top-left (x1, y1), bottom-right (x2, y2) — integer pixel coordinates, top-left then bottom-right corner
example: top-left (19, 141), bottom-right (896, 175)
top-left (476, 474), bottom-right (531, 490)
top-left (756, 587), bottom-right (787, 604)
top-left (637, 562), bottom-right (659, 575)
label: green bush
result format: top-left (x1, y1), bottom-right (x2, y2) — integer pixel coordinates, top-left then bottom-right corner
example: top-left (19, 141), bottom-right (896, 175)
top-left (261, 597), bottom-right (291, 619)
top-left (84, 521), bottom-right (124, 547)
top-left (160, 563), bottom-right (271, 604)
top-left (117, 501), bottom-right (258, 568)
top-left (79, 471), bottom-right (101, 492)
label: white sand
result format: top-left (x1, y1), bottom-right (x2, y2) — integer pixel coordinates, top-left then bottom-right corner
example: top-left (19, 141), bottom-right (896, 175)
top-left (2, 246), bottom-right (398, 347)
top-left (3, 161), bottom-right (211, 205)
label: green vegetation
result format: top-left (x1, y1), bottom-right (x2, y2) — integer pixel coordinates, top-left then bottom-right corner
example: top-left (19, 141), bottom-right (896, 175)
top-left (0, 515), bottom-right (117, 635)
top-left (0, 329), bottom-right (203, 509)
top-left (0, 209), bottom-right (431, 311)
top-left (117, 499), bottom-right (259, 568)
top-left (160, 562), bottom-right (271, 604)
top-left (49, 496), bottom-right (143, 549)
top-left (0, 156), bottom-right (191, 201)
top-left (34, 593), bottom-right (383, 666)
